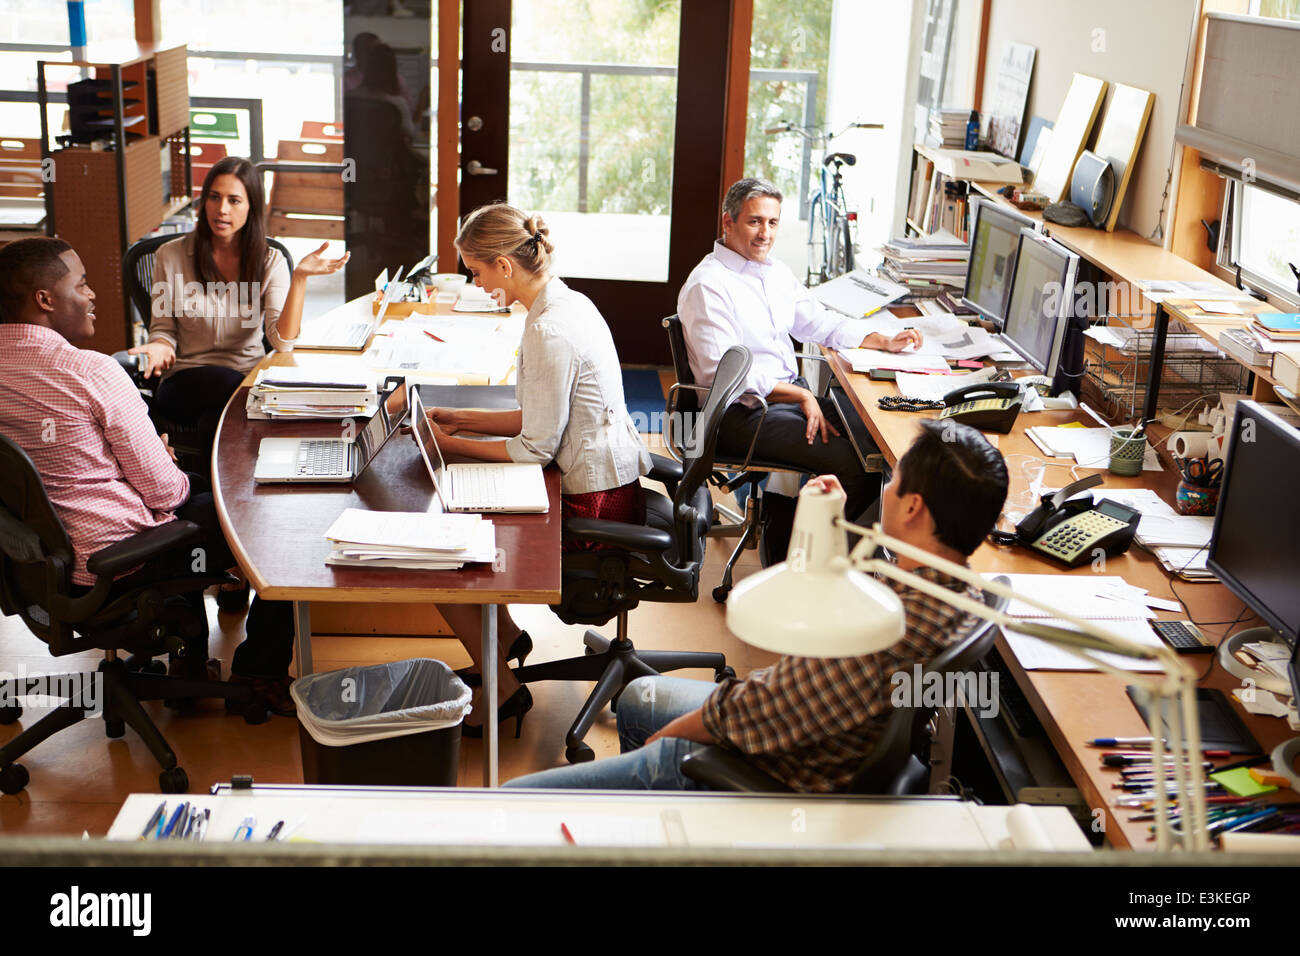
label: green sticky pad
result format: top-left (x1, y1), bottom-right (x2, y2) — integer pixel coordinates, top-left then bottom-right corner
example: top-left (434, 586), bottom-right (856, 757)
top-left (1210, 766), bottom-right (1278, 797)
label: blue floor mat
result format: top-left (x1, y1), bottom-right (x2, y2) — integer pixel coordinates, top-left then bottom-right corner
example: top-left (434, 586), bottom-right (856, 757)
top-left (622, 368), bottom-right (666, 433)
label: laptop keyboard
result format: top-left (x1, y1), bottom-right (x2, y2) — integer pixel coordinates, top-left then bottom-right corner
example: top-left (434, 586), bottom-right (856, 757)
top-left (339, 322), bottom-right (372, 347)
top-left (297, 440), bottom-right (349, 477)
top-left (308, 320), bottom-right (371, 347)
top-left (454, 465), bottom-right (504, 510)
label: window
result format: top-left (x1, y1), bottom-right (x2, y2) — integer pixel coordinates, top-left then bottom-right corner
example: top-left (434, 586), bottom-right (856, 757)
top-left (1249, 0), bottom-right (1300, 22)
top-left (1220, 181), bottom-right (1300, 305)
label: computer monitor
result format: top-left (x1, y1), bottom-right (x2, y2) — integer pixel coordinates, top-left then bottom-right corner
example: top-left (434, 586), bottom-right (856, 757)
top-left (998, 229), bottom-right (1078, 378)
top-left (961, 197), bottom-right (1038, 323)
top-left (1207, 401), bottom-right (1300, 651)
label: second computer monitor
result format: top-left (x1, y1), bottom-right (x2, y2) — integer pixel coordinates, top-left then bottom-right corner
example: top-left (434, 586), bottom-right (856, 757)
top-left (961, 196), bottom-right (1038, 323)
top-left (1000, 228), bottom-right (1078, 378)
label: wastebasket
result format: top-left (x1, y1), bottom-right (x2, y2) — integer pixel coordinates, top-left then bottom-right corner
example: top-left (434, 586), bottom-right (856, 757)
top-left (291, 659), bottom-right (472, 786)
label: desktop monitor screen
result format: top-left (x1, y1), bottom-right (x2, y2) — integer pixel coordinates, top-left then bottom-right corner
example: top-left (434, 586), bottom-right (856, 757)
top-left (999, 229), bottom-right (1078, 378)
top-left (961, 197), bottom-right (1038, 323)
top-left (1207, 401), bottom-right (1300, 648)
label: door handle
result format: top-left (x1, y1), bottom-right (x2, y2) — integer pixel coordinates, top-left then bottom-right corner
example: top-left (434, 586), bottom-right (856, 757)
top-left (466, 160), bottom-right (498, 176)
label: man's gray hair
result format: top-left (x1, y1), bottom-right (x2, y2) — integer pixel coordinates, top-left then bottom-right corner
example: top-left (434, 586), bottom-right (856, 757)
top-left (722, 178), bottom-right (783, 221)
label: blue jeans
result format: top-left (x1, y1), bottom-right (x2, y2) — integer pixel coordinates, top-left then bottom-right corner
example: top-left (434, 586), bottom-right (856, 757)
top-left (504, 676), bottom-right (718, 790)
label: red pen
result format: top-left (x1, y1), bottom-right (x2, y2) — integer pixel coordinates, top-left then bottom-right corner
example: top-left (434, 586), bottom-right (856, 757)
top-left (560, 822), bottom-right (576, 845)
top-left (424, 330), bottom-right (445, 343)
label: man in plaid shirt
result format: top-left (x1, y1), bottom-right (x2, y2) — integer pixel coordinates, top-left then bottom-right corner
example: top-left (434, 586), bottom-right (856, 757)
top-left (0, 238), bottom-right (295, 714)
top-left (508, 419), bottom-right (1009, 792)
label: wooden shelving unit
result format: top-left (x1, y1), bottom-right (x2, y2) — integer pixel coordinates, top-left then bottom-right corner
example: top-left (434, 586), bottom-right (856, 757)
top-left (38, 43), bottom-right (192, 355)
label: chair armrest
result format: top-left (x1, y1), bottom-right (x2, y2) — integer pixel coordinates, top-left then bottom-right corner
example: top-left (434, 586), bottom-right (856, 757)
top-left (646, 453), bottom-right (682, 484)
top-left (112, 350), bottom-right (146, 389)
top-left (680, 745), bottom-right (794, 793)
top-left (562, 518), bottom-right (672, 553)
top-left (85, 520), bottom-right (205, 578)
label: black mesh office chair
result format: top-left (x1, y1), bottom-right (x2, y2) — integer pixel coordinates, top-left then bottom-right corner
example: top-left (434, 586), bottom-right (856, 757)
top-left (679, 578), bottom-right (1010, 794)
top-left (662, 315), bottom-right (881, 603)
top-left (511, 346), bottom-right (754, 763)
top-left (112, 233), bottom-right (294, 475)
top-left (0, 435), bottom-right (266, 796)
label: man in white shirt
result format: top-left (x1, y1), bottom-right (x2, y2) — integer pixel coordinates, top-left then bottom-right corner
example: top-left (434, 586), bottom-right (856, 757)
top-left (677, 177), bottom-right (921, 535)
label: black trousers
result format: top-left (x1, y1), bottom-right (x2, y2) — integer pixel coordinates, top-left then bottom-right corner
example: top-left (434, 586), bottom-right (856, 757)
top-left (717, 383), bottom-right (879, 524)
top-left (115, 476), bottom-right (294, 679)
top-left (153, 365), bottom-right (246, 454)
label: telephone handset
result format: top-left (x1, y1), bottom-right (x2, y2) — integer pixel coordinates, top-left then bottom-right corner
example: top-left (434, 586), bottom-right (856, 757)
top-left (938, 380), bottom-right (1023, 434)
top-left (1015, 474), bottom-right (1142, 567)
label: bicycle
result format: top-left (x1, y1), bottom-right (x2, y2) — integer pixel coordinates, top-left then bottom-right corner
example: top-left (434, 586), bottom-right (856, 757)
top-left (765, 121), bottom-right (883, 286)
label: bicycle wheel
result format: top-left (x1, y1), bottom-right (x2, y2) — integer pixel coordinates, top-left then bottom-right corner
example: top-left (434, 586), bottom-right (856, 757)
top-left (807, 197), bottom-right (828, 285)
top-left (827, 214), bottom-right (854, 279)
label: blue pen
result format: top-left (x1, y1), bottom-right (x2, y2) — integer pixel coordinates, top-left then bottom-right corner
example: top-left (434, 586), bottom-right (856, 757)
top-left (233, 816), bottom-right (256, 841)
top-left (1217, 808), bottom-right (1279, 834)
top-left (159, 802), bottom-right (186, 839)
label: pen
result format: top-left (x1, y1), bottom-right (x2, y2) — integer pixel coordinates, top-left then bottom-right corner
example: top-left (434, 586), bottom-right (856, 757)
top-left (560, 822), bottom-right (576, 845)
top-left (192, 808), bottom-right (210, 842)
top-left (277, 817), bottom-right (307, 841)
top-left (233, 816), bottom-right (255, 841)
top-left (423, 330), bottom-right (445, 343)
top-left (139, 801), bottom-right (167, 840)
top-left (266, 820), bottom-right (284, 841)
top-left (1205, 754), bottom-right (1269, 774)
top-left (1088, 737), bottom-right (1162, 747)
top-left (159, 802), bottom-right (186, 839)
top-left (171, 802), bottom-right (190, 840)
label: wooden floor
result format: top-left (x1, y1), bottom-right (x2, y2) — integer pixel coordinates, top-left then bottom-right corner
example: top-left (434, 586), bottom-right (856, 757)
top-left (0, 427), bottom-right (776, 837)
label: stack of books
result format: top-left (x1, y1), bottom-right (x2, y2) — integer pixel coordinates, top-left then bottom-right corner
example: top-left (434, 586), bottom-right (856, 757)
top-left (926, 109), bottom-right (979, 149)
top-left (1250, 313), bottom-right (1300, 392)
top-left (323, 508), bottom-right (497, 570)
top-left (878, 233), bottom-right (970, 300)
top-left (246, 366), bottom-right (380, 420)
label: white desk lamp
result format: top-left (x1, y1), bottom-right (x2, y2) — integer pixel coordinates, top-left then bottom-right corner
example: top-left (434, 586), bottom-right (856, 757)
top-left (726, 484), bottom-right (1210, 851)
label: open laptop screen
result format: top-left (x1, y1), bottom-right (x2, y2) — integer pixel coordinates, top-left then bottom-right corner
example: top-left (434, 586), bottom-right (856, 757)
top-left (353, 379), bottom-right (409, 475)
top-left (409, 386), bottom-right (450, 505)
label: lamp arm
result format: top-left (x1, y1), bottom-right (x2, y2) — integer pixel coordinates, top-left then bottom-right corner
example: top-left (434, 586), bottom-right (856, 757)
top-left (838, 518), bottom-right (1209, 850)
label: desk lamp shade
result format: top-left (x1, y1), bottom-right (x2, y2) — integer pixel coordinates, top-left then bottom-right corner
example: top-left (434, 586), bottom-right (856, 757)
top-left (726, 486), bottom-right (905, 657)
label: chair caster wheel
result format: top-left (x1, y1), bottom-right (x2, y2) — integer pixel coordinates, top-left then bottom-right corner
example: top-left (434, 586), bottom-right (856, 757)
top-left (715, 666), bottom-right (736, 683)
top-left (0, 704), bottom-right (21, 725)
top-left (565, 744), bottom-right (595, 764)
top-left (159, 767), bottom-right (188, 794)
top-left (241, 701), bottom-right (269, 725)
top-left (0, 763), bottom-right (30, 795)
top-left (104, 718), bottom-right (125, 739)
top-left (146, 660), bottom-right (167, 675)
top-left (712, 585), bottom-right (730, 603)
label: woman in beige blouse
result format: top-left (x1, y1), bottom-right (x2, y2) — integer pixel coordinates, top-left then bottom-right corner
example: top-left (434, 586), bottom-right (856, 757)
top-left (128, 156), bottom-right (347, 451)
top-left (424, 202), bottom-right (652, 738)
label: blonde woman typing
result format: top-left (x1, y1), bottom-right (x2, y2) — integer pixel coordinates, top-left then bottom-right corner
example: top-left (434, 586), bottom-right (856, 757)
top-left (424, 202), bottom-right (651, 737)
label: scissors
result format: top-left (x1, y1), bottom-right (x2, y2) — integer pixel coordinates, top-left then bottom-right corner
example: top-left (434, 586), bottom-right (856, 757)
top-left (1184, 457), bottom-right (1223, 488)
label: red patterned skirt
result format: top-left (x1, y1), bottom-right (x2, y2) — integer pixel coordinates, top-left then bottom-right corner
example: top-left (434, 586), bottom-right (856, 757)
top-left (561, 480), bottom-right (647, 552)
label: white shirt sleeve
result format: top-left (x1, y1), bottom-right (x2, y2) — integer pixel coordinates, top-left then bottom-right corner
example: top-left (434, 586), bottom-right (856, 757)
top-left (788, 276), bottom-right (872, 349)
top-left (504, 322), bottom-right (578, 465)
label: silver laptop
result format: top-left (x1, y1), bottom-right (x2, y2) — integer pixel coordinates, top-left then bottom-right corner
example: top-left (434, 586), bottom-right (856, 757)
top-left (253, 380), bottom-right (409, 483)
top-left (410, 386), bottom-right (549, 513)
top-left (296, 267), bottom-right (404, 351)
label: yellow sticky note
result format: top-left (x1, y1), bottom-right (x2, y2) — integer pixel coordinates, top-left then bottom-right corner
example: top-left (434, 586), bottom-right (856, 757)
top-left (1060, 422), bottom-right (1086, 429)
top-left (1210, 766), bottom-right (1278, 797)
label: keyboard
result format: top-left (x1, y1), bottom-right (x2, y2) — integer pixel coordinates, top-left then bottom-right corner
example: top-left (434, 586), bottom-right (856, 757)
top-left (453, 465), bottom-right (504, 510)
top-left (305, 321), bottom-right (372, 348)
top-left (297, 440), bottom-right (349, 477)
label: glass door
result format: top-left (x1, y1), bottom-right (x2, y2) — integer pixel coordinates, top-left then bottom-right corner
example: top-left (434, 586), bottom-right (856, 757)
top-left (461, 0), bottom-right (734, 364)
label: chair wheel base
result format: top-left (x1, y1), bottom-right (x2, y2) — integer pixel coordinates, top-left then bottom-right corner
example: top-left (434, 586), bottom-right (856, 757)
top-left (159, 766), bottom-right (188, 794)
top-left (0, 763), bottom-right (30, 795)
top-left (241, 700), bottom-right (269, 725)
top-left (565, 744), bottom-right (595, 764)
top-left (712, 585), bottom-right (730, 603)
top-left (0, 704), bottom-right (21, 725)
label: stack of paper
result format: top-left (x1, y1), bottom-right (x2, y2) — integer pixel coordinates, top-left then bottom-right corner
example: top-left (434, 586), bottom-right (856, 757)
top-left (324, 509), bottom-right (497, 570)
top-left (246, 365), bottom-right (380, 420)
top-left (1025, 425), bottom-right (1160, 471)
top-left (878, 233), bottom-right (971, 298)
top-left (990, 573), bottom-right (1165, 672)
top-left (1075, 488), bottom-right (1218, 580)
top-left (813, 269), bottom-right (907, 318)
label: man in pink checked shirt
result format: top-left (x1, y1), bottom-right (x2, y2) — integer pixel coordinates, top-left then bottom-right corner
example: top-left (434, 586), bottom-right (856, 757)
top-left (678, 178), bottom-right (922, 559)
top-left (0, 237), bottom-right (294, 715)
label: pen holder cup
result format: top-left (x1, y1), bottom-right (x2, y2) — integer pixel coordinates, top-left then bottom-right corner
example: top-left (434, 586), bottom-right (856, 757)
top-left (1107, 428), bottom-right (1145, 476)
top-left (1175, 480), bottom-right (1219, 516)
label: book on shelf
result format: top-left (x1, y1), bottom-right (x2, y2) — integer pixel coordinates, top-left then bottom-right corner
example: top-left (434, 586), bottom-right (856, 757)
top-left (919, 145), bottom-right (1028, 184)
top-left (1217, 327), bottom-right (1271, 367)
top-left (1253, 312), bottom-right (1300, 339)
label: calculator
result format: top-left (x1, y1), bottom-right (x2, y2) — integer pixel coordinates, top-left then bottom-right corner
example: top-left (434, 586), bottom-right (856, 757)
top-left (1150, 620), bottom-right (1214, 654)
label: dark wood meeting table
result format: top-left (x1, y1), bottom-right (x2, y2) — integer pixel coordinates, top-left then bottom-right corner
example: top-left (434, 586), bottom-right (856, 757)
top-left (213, 386), bottom-right (562, 787)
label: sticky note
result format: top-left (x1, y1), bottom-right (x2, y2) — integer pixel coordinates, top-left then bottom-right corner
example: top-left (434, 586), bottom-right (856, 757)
top-left (1210, 766), bottom-right (1278, 797)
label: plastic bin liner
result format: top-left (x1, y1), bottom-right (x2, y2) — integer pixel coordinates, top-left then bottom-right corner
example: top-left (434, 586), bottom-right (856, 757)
top-left (291, 659), bottom-right (471, 747)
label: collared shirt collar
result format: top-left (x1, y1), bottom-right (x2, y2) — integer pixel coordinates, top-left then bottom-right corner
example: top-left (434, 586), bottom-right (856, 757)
top-left (0, 322), bottom-right (74, 349)
top-left (711, 239), bottom-right (771, 276)
top-left (527, 274), bottom-right (568, 321)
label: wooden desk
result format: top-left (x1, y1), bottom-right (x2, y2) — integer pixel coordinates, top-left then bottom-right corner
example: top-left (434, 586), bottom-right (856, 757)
top-left (213, 299), bottom-right (557, 788)
top-left (826, 340), bottom-right (1295, 850)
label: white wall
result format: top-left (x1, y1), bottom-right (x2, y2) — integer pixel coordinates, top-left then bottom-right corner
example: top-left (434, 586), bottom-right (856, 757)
top-left (979, 0), bottom-right (1200, 239)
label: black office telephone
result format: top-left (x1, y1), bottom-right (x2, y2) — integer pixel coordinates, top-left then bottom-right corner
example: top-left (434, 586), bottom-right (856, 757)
top-left (1014, 474), bottom-right (1142, 567)
top-left (938, 381), bottom-right (1023, 434)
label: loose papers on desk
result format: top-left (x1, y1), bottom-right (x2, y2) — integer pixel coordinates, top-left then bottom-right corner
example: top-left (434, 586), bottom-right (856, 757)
top-left (246, 365), bottom-right (380, 420)
top-left (1096, 488), bottom-right (1217, 580)
top-left (1025, 425), bottom-right (1160, 471)
top-left (364, 314), bottom-right (521, 383)
top-left (813, 268), bottom-right (907, 318)
top-left (989, 573), bottom-right (1164, 672)
top-left (893, 366), bottom-right (997, 402)
top-left (324, 509), bottom-right (497, 570)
